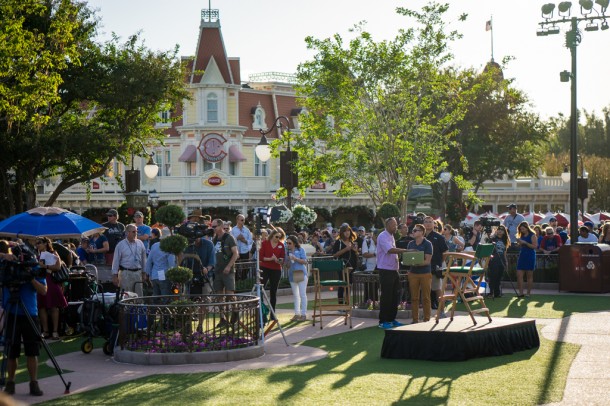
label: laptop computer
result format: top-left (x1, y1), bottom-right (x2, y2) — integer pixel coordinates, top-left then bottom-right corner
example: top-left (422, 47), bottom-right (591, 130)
top-left (401, 251), bottom-right (425, 266)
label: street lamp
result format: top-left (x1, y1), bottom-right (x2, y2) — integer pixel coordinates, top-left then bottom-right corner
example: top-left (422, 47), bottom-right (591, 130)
top-left (439, 171), bottom-right (451, 222)
top-left (125, 140), bottom-right (159, 209)
top-left (537, 0), bottom-right (609, 242)
top-left (255, 116), bottom-right (298, 232)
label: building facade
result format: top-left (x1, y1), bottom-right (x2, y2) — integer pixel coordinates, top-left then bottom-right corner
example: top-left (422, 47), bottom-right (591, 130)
top-left (35, 10), bottom-right (583, 222)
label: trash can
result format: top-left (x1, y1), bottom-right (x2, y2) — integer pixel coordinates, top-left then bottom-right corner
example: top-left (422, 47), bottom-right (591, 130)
top-left (558, 243), bottom-right (610, 293)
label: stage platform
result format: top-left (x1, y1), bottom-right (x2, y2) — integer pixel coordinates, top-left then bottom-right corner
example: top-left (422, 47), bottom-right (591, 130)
top-left (381, 316), bottom-right (540, 361)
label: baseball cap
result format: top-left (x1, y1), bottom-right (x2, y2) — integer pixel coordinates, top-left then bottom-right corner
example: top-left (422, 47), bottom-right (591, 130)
top-left (506, 204), bottom-right (517, 209)
top-left (584, 221), bottom-right (594, 228)
top-left (549, 217), bottom-right (557, 222)
top-left (133, 211), bottom-right (143, 218)
top-left (357, 226), bottom-right (365, 232)
top-left (106, 209), bottom-right (118, 217)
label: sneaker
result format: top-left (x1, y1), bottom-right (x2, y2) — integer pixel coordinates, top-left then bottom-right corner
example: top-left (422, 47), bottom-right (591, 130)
top-left (391, 320), bottom-right (405, 327)
top-left (378, 322), bottom-right (393, 329)
top-left (29, 380), bottom-right (43, 396)
top-left (290, 315), bottom-right (300, 321)
top-left (4, 381), bottom-right (15, 395)
top-left (299, 315), bottom-right (307, 321)
top-left (50, 332), bottom-right (60, 340)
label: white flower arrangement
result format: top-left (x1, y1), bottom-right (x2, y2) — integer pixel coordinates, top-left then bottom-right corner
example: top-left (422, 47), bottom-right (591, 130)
top-left (275, 206), bottom-right (293, 223)
top-left (291, 204), bottom-right (317, 228)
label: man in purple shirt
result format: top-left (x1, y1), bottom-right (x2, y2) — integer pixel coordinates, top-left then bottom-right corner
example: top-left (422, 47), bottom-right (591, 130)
top-left (376, 217), bottom-right (408, 329)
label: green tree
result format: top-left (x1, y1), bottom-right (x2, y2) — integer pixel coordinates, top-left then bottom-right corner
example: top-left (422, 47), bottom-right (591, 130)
top-left (445, 63), bottom-right (549, 196)
top-left (292, 2), bottom-right (467, 219)
top-left (0, 0), bottom-right (187, 217)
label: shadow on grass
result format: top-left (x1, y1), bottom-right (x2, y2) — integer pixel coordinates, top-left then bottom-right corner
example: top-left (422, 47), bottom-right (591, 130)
top-left (266, 327), bottom-right (548, 404)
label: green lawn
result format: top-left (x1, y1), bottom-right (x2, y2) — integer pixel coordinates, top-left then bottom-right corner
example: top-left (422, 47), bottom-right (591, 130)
top-left (23, 293), bottom-right (609, 405)
top-left (40, 325), bottom-right (578, 405)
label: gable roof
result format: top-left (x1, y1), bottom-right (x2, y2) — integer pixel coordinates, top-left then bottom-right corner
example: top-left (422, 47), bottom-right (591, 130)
top-left (191, 19), bottom-right (234, 85)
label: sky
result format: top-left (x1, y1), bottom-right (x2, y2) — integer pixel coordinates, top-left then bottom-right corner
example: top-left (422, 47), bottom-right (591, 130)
top-left (86, 0), bottom-right (610, 120)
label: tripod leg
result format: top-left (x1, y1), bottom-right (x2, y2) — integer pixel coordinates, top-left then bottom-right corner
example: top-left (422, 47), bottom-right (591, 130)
top-left (259, 288), bottom-right (289, 346)
top-left (18, 301), bottom-right (71, 394)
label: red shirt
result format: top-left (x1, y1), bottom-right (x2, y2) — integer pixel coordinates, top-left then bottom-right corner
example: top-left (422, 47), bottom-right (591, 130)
top-left (259, 239), bottom-right (286, 271)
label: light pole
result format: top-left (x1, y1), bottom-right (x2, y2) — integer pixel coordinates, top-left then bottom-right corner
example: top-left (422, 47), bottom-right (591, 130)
top-left (255, 116), bottom-right (298, 232)
top-left (125, 140), bottom-right (159, 209)
top-left (561, 155), bottom-right (589, 215)
top-left (439, 171), bottom-right (451, 222)
top-left (537, 0), bottom-right (609, 242)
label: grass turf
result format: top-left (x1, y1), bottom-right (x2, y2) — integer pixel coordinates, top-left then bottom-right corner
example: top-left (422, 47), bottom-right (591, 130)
top-left (39, 325), bottom-right (578, 405)
top-left (277, 293), bottom-right (610, 319)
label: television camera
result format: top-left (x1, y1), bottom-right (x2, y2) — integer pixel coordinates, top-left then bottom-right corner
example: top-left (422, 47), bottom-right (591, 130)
top-left (176, 221), bottom-right (214, 242)
top-left (0, 243), bottom-right (46, 288)
top-left (479, 216), bottom-right (501, 235)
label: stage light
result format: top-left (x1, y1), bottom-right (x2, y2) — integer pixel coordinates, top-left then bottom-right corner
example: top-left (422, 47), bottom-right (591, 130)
top-left (584, 22), bottom-right (599, 30)
top-left (558, 1), bottom-right (573, 13)
top-left (547, 25), bottom-right (561, 34)
top-left (596, 0), bottom-right (609, 11)
top-left (579, 0), bottom-right (594, 10)
top-left (542, 3), bottom-right (556, 17)
top-left (560, 70), bottom-right (571, 82)
top-left (602, 20), bottom-right (609, 30)
top-left (537, 27), bottom-right (548, 36)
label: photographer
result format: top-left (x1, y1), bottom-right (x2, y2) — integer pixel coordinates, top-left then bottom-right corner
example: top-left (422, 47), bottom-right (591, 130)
top-left (183, 235), bottom-right (215, 295)
top-left (1, 241), bottom-right (47, 396)
top-left (423, 217), bottom-right (448, 310)
top-left (467, 220), bottom-right (483, 250)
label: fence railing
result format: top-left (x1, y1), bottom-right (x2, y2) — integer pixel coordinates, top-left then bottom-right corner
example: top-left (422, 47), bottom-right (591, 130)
top-left (118, 294), bottom-right (260, 353)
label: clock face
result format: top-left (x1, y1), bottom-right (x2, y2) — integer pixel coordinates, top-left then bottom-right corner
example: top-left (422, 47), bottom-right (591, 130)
top-left (204, 138), bottom-right (223, 157)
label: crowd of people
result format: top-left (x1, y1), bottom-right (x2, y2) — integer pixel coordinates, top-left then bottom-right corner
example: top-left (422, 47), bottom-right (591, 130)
top-left (1, 204), bottom-right (609, 397)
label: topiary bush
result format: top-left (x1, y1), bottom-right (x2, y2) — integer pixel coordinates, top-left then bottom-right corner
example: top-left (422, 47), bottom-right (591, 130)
top-left (155, 205), bottom-right (186, 232)
top-left (377, 202), bottom-right (400, 221)
top-left (159, 234), bottom-right (188, 256)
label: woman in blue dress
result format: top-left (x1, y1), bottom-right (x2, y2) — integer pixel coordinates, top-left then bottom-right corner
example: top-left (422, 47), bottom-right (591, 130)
top-left (516, 221), bottom-right (537, 298)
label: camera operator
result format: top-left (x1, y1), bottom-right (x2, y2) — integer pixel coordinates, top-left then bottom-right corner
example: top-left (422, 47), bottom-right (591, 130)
top-left (467, 220), bottom-right (483, 250)
top-left (183, 234), bottom-right (215, 295)
top-left (1, 241), bottom-right (47, 396)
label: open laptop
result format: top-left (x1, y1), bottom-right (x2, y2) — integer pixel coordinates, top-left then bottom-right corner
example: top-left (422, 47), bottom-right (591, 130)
top-left (401, 251), bottom-right (425, 266)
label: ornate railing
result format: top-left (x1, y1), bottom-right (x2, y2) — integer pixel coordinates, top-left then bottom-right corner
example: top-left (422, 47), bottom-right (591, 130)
top-left (118, 294), bottom-right (260, 354)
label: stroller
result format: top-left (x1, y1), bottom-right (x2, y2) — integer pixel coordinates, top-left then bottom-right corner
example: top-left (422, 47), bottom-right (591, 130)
top-left (63, 264), bottom-right (100, 336)
top-left (80, 287), bottom-right (122, 355)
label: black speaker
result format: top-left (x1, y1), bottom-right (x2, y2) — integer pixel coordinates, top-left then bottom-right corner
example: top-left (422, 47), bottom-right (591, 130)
top-left (280, 150), bottom-right (298, 189)
top-left (125, 170), bottom-right (140, 193)
top-left (577, 178), bottom-right (589, 201)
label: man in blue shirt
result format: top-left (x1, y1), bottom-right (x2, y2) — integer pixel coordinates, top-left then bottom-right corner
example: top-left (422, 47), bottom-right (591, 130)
top-left (134, 211), bottom-right (152, 251)
top-left (145, 241), bottom-right (176, 296)
top-left (1, 244), bottom-right (48, 396)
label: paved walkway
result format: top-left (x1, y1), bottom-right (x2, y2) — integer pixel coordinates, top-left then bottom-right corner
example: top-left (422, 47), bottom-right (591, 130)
top-left (6, 290), bottom-right (609, 405)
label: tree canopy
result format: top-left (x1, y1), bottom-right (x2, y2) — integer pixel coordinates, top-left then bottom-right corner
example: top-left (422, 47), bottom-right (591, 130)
top-left (0, 0), bottom-right (187, 218)
top-left (293, 2), bottom-right (468, 219)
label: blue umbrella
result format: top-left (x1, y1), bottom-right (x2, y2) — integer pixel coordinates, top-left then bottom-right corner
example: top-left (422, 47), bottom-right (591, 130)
top-left (0, 207), bottom-right (106, 239)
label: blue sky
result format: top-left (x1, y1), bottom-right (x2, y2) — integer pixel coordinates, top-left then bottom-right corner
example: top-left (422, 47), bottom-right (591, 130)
top-left (86, 0), bottom-right (610, 120)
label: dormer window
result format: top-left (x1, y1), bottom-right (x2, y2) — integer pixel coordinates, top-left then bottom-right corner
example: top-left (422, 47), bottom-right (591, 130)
top-left (207, 93), bottom-right (218, 123)
top-left (252, 102), bottom-right (266, 131)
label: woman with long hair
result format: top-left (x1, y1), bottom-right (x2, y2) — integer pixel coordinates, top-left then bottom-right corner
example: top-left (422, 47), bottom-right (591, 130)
top-left (442, 225), bottom-right (464, 252)
top-left (258, 228), bottom-right (286, 312)
top-left (488, 225), bottom-right (509, 298)
top-left (35, 237), bottom-right (68, 339)
top-left (516, 221), bottom-right (538, 298)
top-left (332, 224), bottom-right (359, 304)
top-left (599, 222), bottom-right (610, 244)
top-left (285, 235), bottom-right (308, 321)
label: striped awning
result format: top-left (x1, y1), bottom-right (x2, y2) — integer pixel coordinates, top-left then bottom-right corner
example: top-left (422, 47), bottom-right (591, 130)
top-left (178, 145), bottom-right (197, 162)
top-left (229, 145), bottom-right (247, 162)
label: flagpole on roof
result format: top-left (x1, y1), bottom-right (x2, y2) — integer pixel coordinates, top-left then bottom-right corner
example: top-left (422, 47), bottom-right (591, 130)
top-left (488, 16), bottom-right (494, 62)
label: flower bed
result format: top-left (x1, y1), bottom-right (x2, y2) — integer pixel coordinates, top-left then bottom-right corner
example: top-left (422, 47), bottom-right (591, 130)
top-left (128, 331), bottom-right (254, 353)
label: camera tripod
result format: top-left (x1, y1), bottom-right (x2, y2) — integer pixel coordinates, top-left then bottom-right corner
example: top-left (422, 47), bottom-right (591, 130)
top-left (252, 225), bottom-right (289, 347)
top-left (181, 242), bottom-right (215, 295)
top-left (0, 290), bottom-right (71, 394)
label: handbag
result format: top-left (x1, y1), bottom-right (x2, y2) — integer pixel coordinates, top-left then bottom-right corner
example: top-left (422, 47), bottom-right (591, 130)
top-left (52, 261), bottom-right (70, 284)
top-left (292, 270), bottom-right (305, 283)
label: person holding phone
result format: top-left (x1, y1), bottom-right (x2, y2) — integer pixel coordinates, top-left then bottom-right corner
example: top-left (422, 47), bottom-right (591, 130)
top-left (516, 221), bottom-right (538, 298)
top-left (259, 229), bottom-right (286, 312)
